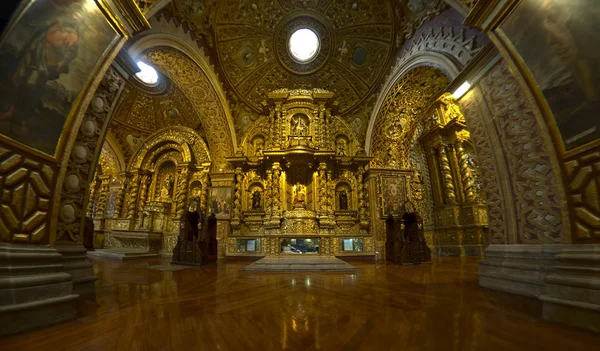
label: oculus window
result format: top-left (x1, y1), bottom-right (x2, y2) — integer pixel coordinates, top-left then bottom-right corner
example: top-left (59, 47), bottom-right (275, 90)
top-left (135, 61), bottom-right (159, 86)
top-left (288, 28), bottom-right (320, 62)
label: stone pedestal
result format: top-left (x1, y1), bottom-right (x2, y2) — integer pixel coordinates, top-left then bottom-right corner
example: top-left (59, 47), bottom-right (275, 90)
top-left (541, 245), bottom-right (600, 333)
top-left (478, 244), bottom-right (564, 297)
top-left (0, 243), bottom-right (79, 336)
top-left (55, 245), bottom-right (97, 295)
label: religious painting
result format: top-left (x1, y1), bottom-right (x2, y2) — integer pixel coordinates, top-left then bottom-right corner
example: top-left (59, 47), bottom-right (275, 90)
top-left (209, 187), bottom-right (232, 219)
top-left (380, 175), bottom-right (406, 217)
top-left (0, 0), bottom-right (120, 156)
top-left (501, 0), bottom-right (600, 150)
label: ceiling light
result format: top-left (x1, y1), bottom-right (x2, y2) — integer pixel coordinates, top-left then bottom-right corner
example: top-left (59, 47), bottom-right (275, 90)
top-left (452, 81), bottom-right (471, 99)
top-left (135, 61), bottom-right (158, 85)
top-left (288, 28), bottom-right (320, 63)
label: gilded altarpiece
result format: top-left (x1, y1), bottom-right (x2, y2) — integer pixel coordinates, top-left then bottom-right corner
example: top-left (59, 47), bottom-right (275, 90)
top-left (226, 89), bottom-right (373, 257)
top-left (419, 94), bottom-right (489, 255)
top-left (94, 126), bottom-right (211, 257)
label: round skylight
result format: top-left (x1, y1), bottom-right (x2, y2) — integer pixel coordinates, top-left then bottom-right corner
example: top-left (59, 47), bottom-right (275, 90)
top-left (288, 28), bottom-right (320, 62)
top-left (135, 61), bottom-right (158, 85)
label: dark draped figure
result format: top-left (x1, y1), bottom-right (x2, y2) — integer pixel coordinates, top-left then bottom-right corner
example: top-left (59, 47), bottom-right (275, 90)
top-left (207, 213), bottom-right (217, 256)
top-left (386, 203), bottom-right (431, 265)
top-left (172, 209), bottom-right (210, 266)
top-left (252, 190), bottom-right (261, 210)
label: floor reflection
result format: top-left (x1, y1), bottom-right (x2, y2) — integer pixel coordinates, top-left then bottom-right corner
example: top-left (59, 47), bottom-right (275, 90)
top-left (2, 257), bottom-right (600, 350)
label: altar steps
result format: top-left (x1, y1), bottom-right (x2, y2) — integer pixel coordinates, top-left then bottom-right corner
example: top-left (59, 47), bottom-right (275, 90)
top-left (87, 248), bottom-right (160, 260)
top-left (244, 256), bottom-right (356, 272)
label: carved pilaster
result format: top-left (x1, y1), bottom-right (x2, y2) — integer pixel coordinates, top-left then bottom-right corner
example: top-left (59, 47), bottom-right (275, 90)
top-left (438, 145), bottom-right (456, 204)
top-left (318, 163), bottom-right (328, 215)
top-left (455, 141), bottom-right (476, 202)
top-left (326, 170), bottom-right (335, 216)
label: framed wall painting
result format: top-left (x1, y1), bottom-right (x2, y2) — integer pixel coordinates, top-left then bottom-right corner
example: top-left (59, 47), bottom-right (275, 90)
top-left (0, 0), bottom-right (121, 156)
top-left (209, 187), bottom-right (232, 219)
top-left (501, 0), bottom-right (600, 150)
top-left (380, 175), bottom-right (407, 217)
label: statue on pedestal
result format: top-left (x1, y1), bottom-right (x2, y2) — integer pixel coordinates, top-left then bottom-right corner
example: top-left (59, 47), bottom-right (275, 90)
top-left (293, 183), bottom-right (306, 207)
top-left (339, 190), bottom-right (348, 210)
top-left (291, 115), bottom-right (308, 136)
top-left (159, 174), bottom-right (174, 201)
top-left (251, 190), bottom-right (261, 210)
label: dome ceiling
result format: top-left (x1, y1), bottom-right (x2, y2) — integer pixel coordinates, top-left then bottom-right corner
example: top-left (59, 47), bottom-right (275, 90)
top-left (165, 0), bottom-right (448, 140)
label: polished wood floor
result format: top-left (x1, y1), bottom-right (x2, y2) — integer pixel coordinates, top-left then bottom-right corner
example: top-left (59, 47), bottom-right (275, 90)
top-left (2, 257), bottom-right (599, 350)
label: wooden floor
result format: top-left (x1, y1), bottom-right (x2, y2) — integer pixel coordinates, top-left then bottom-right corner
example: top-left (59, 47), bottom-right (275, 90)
top-left (2, 257), bottom-right (599, 350)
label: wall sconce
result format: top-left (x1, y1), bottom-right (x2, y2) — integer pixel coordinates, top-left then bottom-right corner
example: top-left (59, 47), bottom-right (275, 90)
top-left (452, 81), bottom-right (472, 99)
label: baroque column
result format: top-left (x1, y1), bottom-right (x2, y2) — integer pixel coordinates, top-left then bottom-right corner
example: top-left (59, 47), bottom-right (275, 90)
top-left (94, 175), bottom-right (111, 219)
top-left (127, 171), bottom-right (141, 219)
top-left (137, 171), bottom-right (152, 215)
top-left (231, 167), bottom-right (243, 225)
top-left (113, 172), bottom-right (129, 218)
top-left (438, 145), bottom-right (457, 204)
top-left (86, 177), bottom-right (101, 217)
top-left (357, 166), bottom-right (369, 229)
top-left (175, 165), bottom-right (190, 218)
top-left (200, 171), bottom-right (209, 215)
top-left (454, 140), bottom-right (476, 202)
top-left (271, 163), bottom-right (282, 219)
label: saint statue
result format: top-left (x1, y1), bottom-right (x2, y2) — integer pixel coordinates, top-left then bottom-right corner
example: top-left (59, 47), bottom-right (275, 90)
top-left (336, 138), bottom-right (347, 156)
top-left (339, 190), bottom-right (348, 210)
top-left (160, 174), bottom-right (174, 200)
top-left (251, 190), bottom-right (261, 210)
top-left (293, 183), bottom-right (306, 206)
top-left (291, 116), bottom-right (308, 136)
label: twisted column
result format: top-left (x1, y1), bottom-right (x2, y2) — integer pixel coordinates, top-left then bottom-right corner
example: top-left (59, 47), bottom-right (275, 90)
top-left (318, 163), bottom-right (327, 214)
top-left (127, 171), bottom-right (140, 219)
top-left (271, 163), bottom-right (282, 218)
top-left (326, 170), bottom-right (334, 216)
top-left (264, 170), bottom-right (272, 219)
top-left (455, 141), bottom-right (476, 202)
top-left (175, 166), bottom-right (190, 217)
top-left (114, 172), bottom-right (128, 218)
top-left (137, 171), bottom-right (152, 215)
top-left (86, 177), bottom-right (100, 217)
top-left (94, 176), bottom-right (111, 219)
top-left (438, 145), bottom-right (456, 204)
top-left (232, 167), bottom-right (243, 220)
top-left (357, 167), bottom-right (368, 224)
top-left (200, 171), bottom-right (209, 215)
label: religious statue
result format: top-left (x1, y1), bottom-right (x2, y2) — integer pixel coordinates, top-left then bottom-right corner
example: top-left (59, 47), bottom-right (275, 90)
top-left (253, 138), bottom-right (264, 156)
top-left (291, 116), bottom-right (308, 136)
top-left (339, 190), bottom-right (348, 210)
top-left (293, 183), bottom-right (306, 207)
top-left (159, 174), bottom-right (174, 200)
top-left (336, 138), bottom-right (347, 156)
top-left (251, 190), bottom-right (261, 210)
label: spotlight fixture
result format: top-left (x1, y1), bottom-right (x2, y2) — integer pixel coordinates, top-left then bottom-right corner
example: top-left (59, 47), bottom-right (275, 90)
top-left (452, 81), bottom-right (472, 99)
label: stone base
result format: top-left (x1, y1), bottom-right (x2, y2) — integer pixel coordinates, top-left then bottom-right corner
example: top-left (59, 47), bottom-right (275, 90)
top-left (436, 245), bottom-right (484, 257)
top-left (478, 244), bottom-right (564, 298)
top-left (87, 248), bottom-right (161, 260)
top-left (541, 245), bottom-right (600, 333)
top-left (55, 245), bottom-right (98, 295)
top-left (244, 256), bottom-right (356, 272)
top-left (0, 243), bottom-right (79, 336)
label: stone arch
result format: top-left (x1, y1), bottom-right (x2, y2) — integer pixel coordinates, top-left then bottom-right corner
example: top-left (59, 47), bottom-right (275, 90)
top-left (366, 53), bottom-right (459, 154)
top-left (126, 16), bottom-right (236, 170)
top-left (129, 126), bottom-right (210, 170)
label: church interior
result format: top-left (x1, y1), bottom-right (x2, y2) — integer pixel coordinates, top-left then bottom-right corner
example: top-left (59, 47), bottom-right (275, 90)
top-left (1, 0), bottom-right (600, 348)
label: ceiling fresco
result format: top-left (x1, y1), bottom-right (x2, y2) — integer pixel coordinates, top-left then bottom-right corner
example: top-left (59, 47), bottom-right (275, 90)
top-left (163, 0), bottom-right (448, 141)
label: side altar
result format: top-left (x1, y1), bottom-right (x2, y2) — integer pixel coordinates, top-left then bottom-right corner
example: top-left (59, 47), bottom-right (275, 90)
top-left (226, 89), bottom-right (373, 260)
